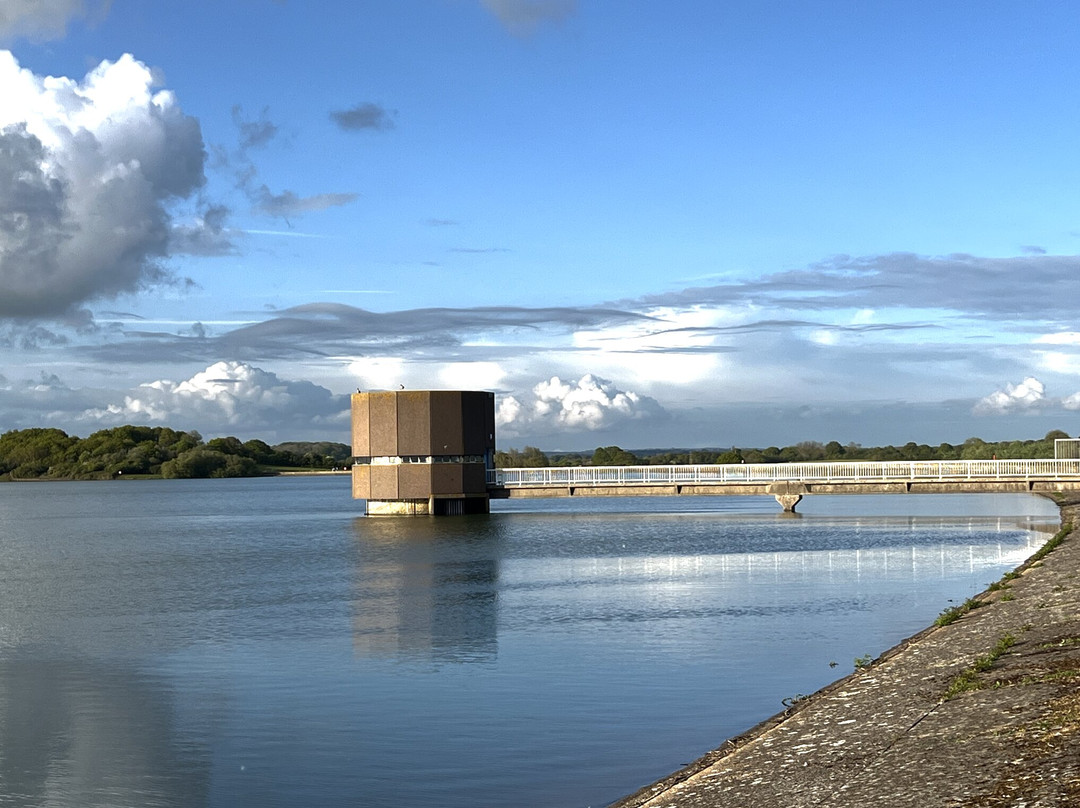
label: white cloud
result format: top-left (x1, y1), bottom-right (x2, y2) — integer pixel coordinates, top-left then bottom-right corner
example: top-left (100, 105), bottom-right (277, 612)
top-left (1034, 332), bottom-right (1080, 345)
top-left (0, 50), bottom-right (206, 318)
top-left (438, 361), bottom-right (506, 391)
top-left (1036, 351), bottom-right (1080, 375)
top-left (973, 377), bottom-right (1046, 415)
top-left (570, 306), bottom-right (726, 386)
top-left (1063, 392), bottom-right (1080, 411)
top-left (808, 329), bottom-right (838, 346)
top-left (497, 373), bottom-right (666, 437)
top-left (79, 361), bottom-right (348, 438)
top-left (347, 357), bottom-right (408, 390)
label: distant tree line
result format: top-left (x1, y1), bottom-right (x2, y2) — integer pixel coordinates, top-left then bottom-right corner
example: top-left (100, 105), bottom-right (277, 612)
top-left (0, 426), bottom-right (351, 481)
top-left (4, 425), bottom-right (1075, 480)
top-left (494, 430), bottom-right (1075, 468)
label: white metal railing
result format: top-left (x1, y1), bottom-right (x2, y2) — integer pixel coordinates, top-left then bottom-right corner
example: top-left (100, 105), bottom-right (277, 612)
top-left (488, 459), bottom-right (1080, 488)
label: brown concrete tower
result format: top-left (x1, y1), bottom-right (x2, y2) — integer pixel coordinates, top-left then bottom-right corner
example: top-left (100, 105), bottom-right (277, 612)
top-left (351, 390), bottom-right (496, 515)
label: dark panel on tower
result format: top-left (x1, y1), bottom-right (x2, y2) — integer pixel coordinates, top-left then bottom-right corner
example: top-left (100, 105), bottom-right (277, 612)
top-left (432, 462), bottom-right (464, 495)
top-left (461, 391), bottom-right (495, 455)
top-left (430, 391), bottom-right (465, 455)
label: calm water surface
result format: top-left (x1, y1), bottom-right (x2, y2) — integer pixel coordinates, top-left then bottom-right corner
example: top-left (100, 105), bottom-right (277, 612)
top-left (0, 477), bottom-right (1059, 807)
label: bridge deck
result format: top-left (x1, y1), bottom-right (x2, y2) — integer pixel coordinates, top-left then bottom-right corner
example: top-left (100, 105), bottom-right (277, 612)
top-left (487, 459), bottom-right (1080, 504)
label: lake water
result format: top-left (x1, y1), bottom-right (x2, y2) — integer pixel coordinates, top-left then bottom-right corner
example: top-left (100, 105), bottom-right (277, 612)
top-left (0, 477), bottom-right (1059, 807)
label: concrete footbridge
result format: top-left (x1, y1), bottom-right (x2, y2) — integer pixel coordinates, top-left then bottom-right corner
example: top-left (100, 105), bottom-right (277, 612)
top-left (487, 459), bottom-right (1080, 512)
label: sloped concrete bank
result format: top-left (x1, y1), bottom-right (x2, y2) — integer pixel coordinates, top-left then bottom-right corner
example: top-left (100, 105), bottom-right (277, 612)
top-left (612, 498), bottom-right (1080, 808)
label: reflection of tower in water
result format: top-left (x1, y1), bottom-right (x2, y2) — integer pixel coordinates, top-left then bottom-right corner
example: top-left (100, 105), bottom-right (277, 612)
top-left (350, 517), bottom-right (501, 661)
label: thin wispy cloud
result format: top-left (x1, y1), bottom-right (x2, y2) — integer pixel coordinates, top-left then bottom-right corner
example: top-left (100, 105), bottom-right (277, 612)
top-left (629, 253), bottom-right (1080, 323)
top-left (242, 228), bottom-right (330, 239)
top-left (231, 105), bottom-right (278, 149)
top-left (223, 105), bottom-right (358, 221)
top-left (254, 188), bottom-right (358, 218)
top-left (76, 303), bottom-right (656, 365)
top-left (480, 0), bottom-right (575, 34)
top-left (330, 102), bottom-right (396, 132)
top-left (0, 0), bottom-right (110, 41)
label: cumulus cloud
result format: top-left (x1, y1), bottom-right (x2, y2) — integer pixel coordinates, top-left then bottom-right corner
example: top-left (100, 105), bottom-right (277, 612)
top-left (480, 0), bottom-right (575, 33)
top-left (0, 0), bottom-right (109, 41)
top-left (497, 373), bottom-right (666, 436)
top-left (330, 103), bottom-right (395, 132)
top-left (80, 360), bottom-right (349, 436)
top-left (974, 377), bottom-right (1046, 415)
top-left (0, 51), bottom-right (206, 318)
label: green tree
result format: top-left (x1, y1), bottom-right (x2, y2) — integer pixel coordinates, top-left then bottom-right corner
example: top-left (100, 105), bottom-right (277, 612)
top-left (0, 428), bottom-right (78, 478)
top-left (494, 446), bottom-right (549, 467)
top-left (716, 448), bottom-right (744, 464)
top-left (591, 446), bottom-right (640, 465)
top-left (961, 437), bottom-right (992, 460)
top-left (161, 448), bottom-right (260, 479)
top-left (242, 439), bottom-right (277, 464)
top-left (206, 436), bottom-right (245, 455)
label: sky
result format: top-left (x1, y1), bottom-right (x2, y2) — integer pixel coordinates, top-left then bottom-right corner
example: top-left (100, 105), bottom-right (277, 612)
top-left (2, 0), bottom-right (1080, 451)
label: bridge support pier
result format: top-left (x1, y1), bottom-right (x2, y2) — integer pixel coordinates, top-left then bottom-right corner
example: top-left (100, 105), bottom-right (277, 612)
top-left (769, 482), bottom-right (808, 512)
top-left (774, 493), bottom-right (803, 512)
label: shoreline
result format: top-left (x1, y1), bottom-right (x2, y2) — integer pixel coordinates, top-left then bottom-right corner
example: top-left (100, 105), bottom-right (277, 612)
top-left (611, 495), bottom-right (1080, 807)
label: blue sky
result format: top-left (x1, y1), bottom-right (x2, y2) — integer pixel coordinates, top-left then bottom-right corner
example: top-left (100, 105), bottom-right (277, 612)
top-left (2, 0), bottom-right (1080, 450)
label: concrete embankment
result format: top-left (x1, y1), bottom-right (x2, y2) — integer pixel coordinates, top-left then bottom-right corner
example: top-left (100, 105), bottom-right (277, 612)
top-left (612, 498), bottom-right (1080, 808)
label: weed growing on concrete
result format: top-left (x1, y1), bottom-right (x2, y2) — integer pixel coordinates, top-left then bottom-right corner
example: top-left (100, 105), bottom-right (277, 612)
top-left (944, 634), bottom-right (1016, 700)
top-left (1044, 669), bottom-right (1080, 683)
top-left (1028, 522), bottom-right (1074, 565)
top-left (854, 653), bottom-right (874, 669)
top-left (934, 597), bottom-right (985, 627)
